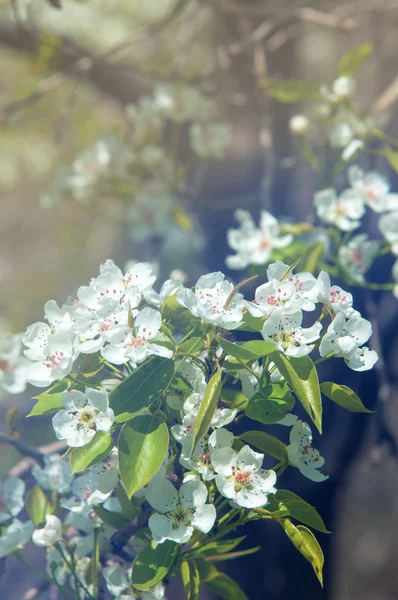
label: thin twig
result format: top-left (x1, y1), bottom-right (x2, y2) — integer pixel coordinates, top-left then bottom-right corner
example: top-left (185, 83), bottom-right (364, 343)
top-left (9, 440), bottom-right (67, 477)
top-left (22, 580), bottom-right (51, 600)
top-left (0, 433), bottom-right (46, 466)
top-left (101, 501), bottom-right (152, 560)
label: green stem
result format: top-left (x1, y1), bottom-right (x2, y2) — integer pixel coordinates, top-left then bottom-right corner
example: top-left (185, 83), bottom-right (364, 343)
top-left (92, 527), bottom-right (100, 598)
top-left (100, 359), bottom-right (125, 378)
top-left (177, 327), bottom-right (196, 346)
top-left (314, 352), bottom-right (334, 366)
top-left (15, 553), bottom-right (74, 598)
top-left (56, 543), bottom-right (94, 600)
top-left (236, 358), bottom-right (261, 382)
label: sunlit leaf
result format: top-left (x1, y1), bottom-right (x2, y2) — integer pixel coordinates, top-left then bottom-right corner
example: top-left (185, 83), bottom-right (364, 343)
top-left (118, 415), bottom-right (169, 498)
top-left (320, 382), bottom-right (373, 413)
top-left (270, 353), bottom-right (322, 433)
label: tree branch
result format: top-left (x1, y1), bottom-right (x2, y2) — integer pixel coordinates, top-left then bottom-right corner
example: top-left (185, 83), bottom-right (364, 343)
top-left (9, 440), bottom-right (67, 477)
top-left (0, 433), bottom-right (46, 466)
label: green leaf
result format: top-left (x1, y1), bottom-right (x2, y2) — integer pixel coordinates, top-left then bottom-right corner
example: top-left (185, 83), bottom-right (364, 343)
top-left (27, 381), bottom-right (69, 418)
top-left (93, 505), bottom-right (129, 530)
top-left (181, 561), bottom-right (200, 600)
top-left (338, 43), bottom-right (372, 77)
top-left (300, 140), bottom-right (321, 173)
top-left (235, 311), bottom-right (265, 332)
top-left (260, 78), bottom-right (320, 103)
top-left (218, 337), bottom-right (276, 363)
top-left (239, 430), bottom-right (287, 462)
top-left (110, 357), bottom-right (174, 423)
top-left (246, 383), bottom-right (295, 424)
top-left (150, 332), bottom-right (175, 352)
top-left (301, 242), bottom-right (325, 274)
top-left (193, 536), bottom-right (246, 558)
top-left (267, 490), bottom-right (329, 533)
top-left (115, 486), bottom-right (140, 521)
top-left (161, 296), bottom-right (201, 332)
top-left (209, 546), bottom-right (261, 562)
top-left (25, 485), bottom-right (53, 527)
top-left (218, 337), bottom-right (258, 362)
top-left (77, 354), bottom-right (103, 380)
top-left (118, 415), bottom-right (169, 498)
top-left (385, 148), bottom-right (398, 173)
top-left (282, 520), bottom-right (324, 586)
top-left (70, 432), bottom-right (114, 474)
top-left (270, 352), bottom-right (322, 433)
top-left (320, 382), bottom-right (373, 413)
top-left (131, 540), bottom-right (179, 591)
top-left (197, 560), bottom-right (248, 600)
top-left (177, 337), bottom-right (205, 355)
top-left (191, 370), bottom-right (222, 456)
top-left (221, 388), bottom-right (248, 411)
top-left (241, 340), bottom-right (277, 356)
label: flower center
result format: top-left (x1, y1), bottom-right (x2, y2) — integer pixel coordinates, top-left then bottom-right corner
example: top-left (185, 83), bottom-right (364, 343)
top-left (77, 406), bottom-right (97, 427)
top-left (230, 467), bottom-right (251, 492)
top-left (44, 351), bottom-right (64, 369)
top-left (171, 505), bottom-right (193, 529)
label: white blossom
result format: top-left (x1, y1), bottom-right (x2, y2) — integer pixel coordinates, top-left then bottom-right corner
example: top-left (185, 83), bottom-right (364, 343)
top-left (32, 454), bottom-right (74, 494)
top-left (319, 312), bottom-right (377, 371)
top-left (289, 115), bottom-right (310, 136)
top-left (0, 476), bottom-right (25, 523)
top-left (348, 165), bottom-right (398, 212)
top-left (74, 298), bottom-right (128, 354)
top-left (226, 210), bottom-right (293, 270)
top-left (77, 260), bottom-right (156, 312)
top-left (0, 519), bottom-right (34, 557)
top-left (339, 234), bottom-right (379, 283)
top-left (144, 279), bottom-right (183, 308)
top-left (176, 272), bottom-right (245, 329)
top-left (314, 187), bottom-right (365, 231)
top-left (332, 76), bottom-right (356, 99)
top-left (246, 278), bottom-right (300, 319)
top-left (189, 123), bottom-right (231, 158)
top-left (317, 271), bottom-right (358, 317)
top-left (154, 84), bottom-right (212, 123)
top-left (32, 515), bottom-right (62, 547)
top-left (262, 311), bottom-right (322, 357)
top-left (101, 307), bottom-right (172, 365)
top-left (329, 123), bottom-right (354, 149)
top-left (287, 420), bottom-right (328, 482)
top-left (266, 261), bottom-right (320, 311)
top-left (63, 451), bottom-right (119, 509)
top-left (212, 445), bottom-right (276, 508)
top-left (52, 388), bottom-right (114, 447)
top-left (46, 545), bottom-right (68, 585)
top-left (103, 565), bottom-right (165, 600)
top-left (146, 478), bottom-right (216, 544)
top-left (378, 211), bottom-right (398, 255)
top-left (0, 334), bottom-right (29, 395)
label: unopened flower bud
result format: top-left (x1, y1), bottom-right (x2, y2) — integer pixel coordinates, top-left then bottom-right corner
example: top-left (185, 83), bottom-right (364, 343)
top-left (329, 123), bottom-right (354, 148)
top-left (332, 76), bottom-right (356, 99)
top-left (315, 103), bottom-right (332, 119)
top-left (289, 115), bottom-right (310, 136)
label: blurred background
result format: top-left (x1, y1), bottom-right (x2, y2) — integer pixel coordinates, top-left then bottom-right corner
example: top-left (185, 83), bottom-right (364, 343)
top-left (1, 0), bottom-right (398, 598)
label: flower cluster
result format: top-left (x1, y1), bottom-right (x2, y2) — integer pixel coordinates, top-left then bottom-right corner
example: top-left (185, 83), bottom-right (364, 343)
top-left (0, 254), bottom-right (379, 599)
top-left (226, 209), bottom-right (293, 270)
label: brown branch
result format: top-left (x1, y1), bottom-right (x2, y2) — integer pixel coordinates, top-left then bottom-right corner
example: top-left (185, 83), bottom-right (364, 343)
top-left (9, 440), bottom-right (67, 478)
top-left (0, 432), bottom-right (46, 466)
top-left (101, 501), bottom-right (152, 561)
top-left (0, 0), bottom-right (189, 119)
top-left (0, 20), bottom-right (151, 109)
